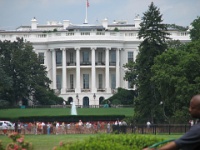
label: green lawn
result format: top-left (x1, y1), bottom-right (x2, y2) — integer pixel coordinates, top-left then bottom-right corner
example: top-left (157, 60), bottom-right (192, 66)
top-left (0, 134), bottom-right (97, 150)
top-left (0, 134), bottom-right (181, 150)
top-left (0, 108), bottom-right (134, 118)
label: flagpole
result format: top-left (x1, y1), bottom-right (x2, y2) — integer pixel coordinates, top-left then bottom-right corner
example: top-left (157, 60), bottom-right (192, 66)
top-left (85, 0), bottom-right (88, 24)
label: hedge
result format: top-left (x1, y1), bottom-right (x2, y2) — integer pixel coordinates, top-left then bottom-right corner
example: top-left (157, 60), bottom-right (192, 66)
top-left (3, 115), bottom-right (125, 123)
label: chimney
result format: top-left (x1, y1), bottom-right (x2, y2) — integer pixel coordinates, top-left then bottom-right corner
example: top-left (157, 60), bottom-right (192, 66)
top-left (31, 17), bottom-right (37, 30)
top-left (63, 20), bottom-right (70, 29)
top-left (134, 14), bottom-right (141, 28)
top-left (102, 18), bottom-right (108, 29)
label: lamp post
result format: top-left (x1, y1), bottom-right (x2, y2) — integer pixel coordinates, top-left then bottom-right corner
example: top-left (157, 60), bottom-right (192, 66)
top-left (93, 93), bottom-right (96, 107)
top-left (76, 94), bottom-right (79, 105)
top-left (159, 101), bottom-right (169, 123)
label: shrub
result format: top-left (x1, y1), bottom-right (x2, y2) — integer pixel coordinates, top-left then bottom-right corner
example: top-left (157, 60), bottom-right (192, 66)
top-left (0, 100), bottom-right (10, 107)
top-left (0, 141), bottom-right (4, 150)
top-left (54, 134), bottom-right (164, 150)
top-left (5, 132), bottom-right (33, 150)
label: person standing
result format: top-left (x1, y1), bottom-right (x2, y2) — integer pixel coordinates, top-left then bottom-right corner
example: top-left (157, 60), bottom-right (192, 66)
top-left (78, 120), bottom-right (83, 133)
top-left (189, 120), bottom-right (194, 127)
top-left (61, 122), bottom-right (65, 134)
top-left (56, 122), bottom-right (60, 135)
top-left (18, 121), bottom-right (22, 134)
top-left (63, 101), bottom-right (66, 108)
top-left (107, 122), bottom-right (111, 133)
top-left (47, 122), bottom-right (51, 135)
top-left (143, 94), bottom-right (200, 150)
top-left (14, 121), bottom-right (18, 132)
top-left (146, 121), bottom-right (151, 128)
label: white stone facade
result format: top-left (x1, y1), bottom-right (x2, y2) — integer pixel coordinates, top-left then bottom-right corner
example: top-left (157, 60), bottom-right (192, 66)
top-left (0, 17), bottom-right (190, 106)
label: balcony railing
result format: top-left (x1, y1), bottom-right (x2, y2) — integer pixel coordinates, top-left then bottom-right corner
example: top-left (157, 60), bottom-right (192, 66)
top-left (80, 61), bottom-right (91, 66)
top-left (95, 61), bottom-right (105, 66)
top-left (109, 62), bottom-right (116, 66)
top-left (81, 89), bottom-right (91, 92)
top-left (97, 89), bottom-right (106, 92)
top-left (66, 88), bottom-right (75, 92)
top-left (67, 62), bottom-right (76, 66)
top-left (56, 63), bottom-right (62, 66)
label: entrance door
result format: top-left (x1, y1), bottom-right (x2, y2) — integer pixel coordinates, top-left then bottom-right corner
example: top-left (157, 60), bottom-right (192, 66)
top-left (99, 97), bottom-right (104, 105)
top-left (68, 97), bottom-right (73, 104)
top-left (83, 97), bottom-right (89, 108)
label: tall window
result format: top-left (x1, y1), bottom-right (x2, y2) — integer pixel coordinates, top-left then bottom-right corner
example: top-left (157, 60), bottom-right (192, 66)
top-left (110, 51), bottom-right (116, 63)
top-left (98, 52), bottom-right (103, 62)
top-left (128, 52), bottom-right (134, 62)
top-left (56, 75), bottom-right (62, 90)
top-left (98, 74), bottom-right (103, 89)
top-left (70, 52), bottom-right (74, 63)
top-left (38, 52), bottom-right (44, 64)
top-left (83, 74), bottom-right (89, 89)
top-left (83, 51), bottom-right (89, 62)
top-left (70, 74), bottom-right (74, 89)
top-left (56, 51), bottom-right (62, 65)
top-left (128, 81), bottom-right (133, 88)
top-left (111, 74), bottom-right (116, 89)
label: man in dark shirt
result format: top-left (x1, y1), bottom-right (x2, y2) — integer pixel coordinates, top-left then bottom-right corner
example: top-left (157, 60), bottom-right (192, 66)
top-left (143, 94), bottom-right (200, 150)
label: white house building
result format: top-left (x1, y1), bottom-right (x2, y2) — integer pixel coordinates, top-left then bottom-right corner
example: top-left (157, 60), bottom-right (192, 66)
top-left (0, 16), bottom-right (190, 107)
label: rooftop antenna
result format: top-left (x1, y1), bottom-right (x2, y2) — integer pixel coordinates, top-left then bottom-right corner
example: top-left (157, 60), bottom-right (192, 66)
top-left (84, 0), bottom-right (89, 24)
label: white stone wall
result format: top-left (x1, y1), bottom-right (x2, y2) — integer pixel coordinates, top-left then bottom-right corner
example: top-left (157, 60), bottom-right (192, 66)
top-left (0, 19), bottom-right (191, 106)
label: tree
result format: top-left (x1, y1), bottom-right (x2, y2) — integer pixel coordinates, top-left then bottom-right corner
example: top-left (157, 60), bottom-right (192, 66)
top-left (124, 2), bottom-right (170, 123)
top-left (166, 39), bottom-right (184, 49)
top-left (0, 59), bottom-right (13, 107)
top-left (0, 59), bottom-right (12, 92)
top-left (190, 16), bottom-right (200, 41)
top-left (138, 2), bottom-right (170, 45)
top-left (0, 38), bottom-right (63, 106)
top-left (151, 41), bottom-right (200, 123)
top-left (166, 24), bottom-right (188, 31)
top-left (104, 88), bottom-right (136, 105)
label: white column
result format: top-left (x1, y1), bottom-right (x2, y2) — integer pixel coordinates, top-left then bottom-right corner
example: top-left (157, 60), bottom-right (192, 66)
top-left (91, 47), bottom-right (97, 93)
top-left (52, 49), bottom-right (57, 89)
top-left (134, 49), bottom-right (139, 62)
top-left (133, 49), bottom-right (138, 90)
top-left (75, 47), bottom-right (81, 93)
top-left (105, 47), bottom-right (111, 93)
top-left (61, 48), bottom-right (67, 94)
top-left (46, 49), bottom-right (51, 80)
top-left (116, 48), bottom-right (120, 88)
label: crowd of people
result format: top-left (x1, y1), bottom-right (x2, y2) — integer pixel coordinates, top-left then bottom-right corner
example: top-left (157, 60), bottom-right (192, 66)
top-left (1, 119), bottom-right (127, 135)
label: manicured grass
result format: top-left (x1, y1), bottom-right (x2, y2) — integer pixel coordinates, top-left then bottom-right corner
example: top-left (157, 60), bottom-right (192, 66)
top-left (0, 108), bottom-right (134, 119)
top-left (0, 134), bottom-right (182, 150)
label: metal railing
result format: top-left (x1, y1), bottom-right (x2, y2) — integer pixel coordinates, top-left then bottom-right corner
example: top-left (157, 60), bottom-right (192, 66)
top-left (125, 124), bottom-right (191, 135)
top-left (0, 124), bottom-right (191, 135)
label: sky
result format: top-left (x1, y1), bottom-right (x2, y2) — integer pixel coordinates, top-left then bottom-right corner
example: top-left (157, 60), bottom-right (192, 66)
top-left (0, 0), bottom-right (199, 30)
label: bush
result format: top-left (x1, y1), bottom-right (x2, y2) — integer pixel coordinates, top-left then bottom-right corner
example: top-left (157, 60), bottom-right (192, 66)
top-left (112, 99), bottom-right (121, 105)
top-left (54, 134), bottom-right (164, 150)
top-left (0, 100), bottom-right (10, 107)
top-left (0, 132), bottom-right (33, 150)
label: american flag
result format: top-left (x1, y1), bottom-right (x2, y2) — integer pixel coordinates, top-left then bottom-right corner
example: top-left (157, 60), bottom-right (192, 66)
top-left (87, 0), bottom-right (89, 7)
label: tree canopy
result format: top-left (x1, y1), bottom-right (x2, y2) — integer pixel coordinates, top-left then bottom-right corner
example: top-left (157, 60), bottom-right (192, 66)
top-left (190, 16), bottom-right (200, 41)
top-left (151, 41), bottom-right (200, 123)
top-left (0, 38), bottom-right (63, 106)
top-left (138, 2), bottom-right (170, 45)
top-left (124, 2), bottom-right (171, 123)
top-left (124, 15), bottom-right (200, 123)
top-left (103, 88), bottom-right (136, 106)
